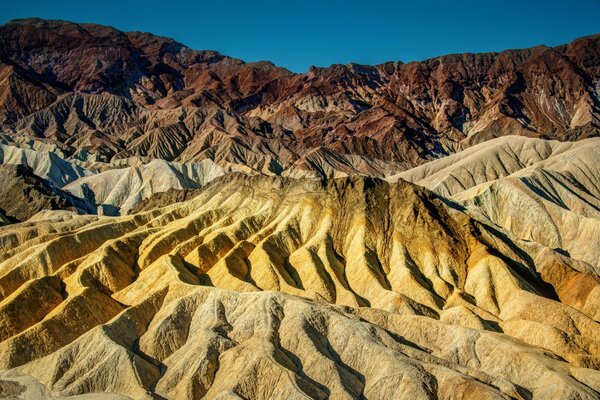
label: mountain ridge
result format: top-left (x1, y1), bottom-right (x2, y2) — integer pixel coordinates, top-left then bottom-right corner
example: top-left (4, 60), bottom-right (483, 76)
top-left (0, 18), bottom-right (598, 176)
top-left (0, 172), bottom-right (599, 398)
top-left (1, 17), bottom-right (600, 399)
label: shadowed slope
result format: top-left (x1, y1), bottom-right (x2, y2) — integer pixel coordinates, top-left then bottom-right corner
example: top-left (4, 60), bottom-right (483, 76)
top-left (0, 164), bottom-right (89, 222)
top-left (394, 136), bottom-right (600, 269)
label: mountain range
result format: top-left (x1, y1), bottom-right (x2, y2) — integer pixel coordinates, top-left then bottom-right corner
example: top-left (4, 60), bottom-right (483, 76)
top-left (1, 18), bottom-right (599, 172)
top-left (0, 18), bottom-right (599, 400)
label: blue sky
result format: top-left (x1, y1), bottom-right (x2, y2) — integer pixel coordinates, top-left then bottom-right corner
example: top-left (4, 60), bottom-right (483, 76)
top-left (2, 0), bottom-right (599, 72)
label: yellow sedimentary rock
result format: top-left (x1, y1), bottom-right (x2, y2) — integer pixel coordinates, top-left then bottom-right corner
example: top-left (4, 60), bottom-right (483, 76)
top-left (0, 172), bottom-right (599, 399)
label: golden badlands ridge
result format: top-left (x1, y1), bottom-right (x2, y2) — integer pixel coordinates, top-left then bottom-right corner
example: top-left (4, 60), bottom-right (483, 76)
top-left (0, 136), bottom-right (599, 399)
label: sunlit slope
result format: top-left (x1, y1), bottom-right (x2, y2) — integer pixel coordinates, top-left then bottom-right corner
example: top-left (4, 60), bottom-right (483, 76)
top-left (0, 175), bottom-right (599, 398)
top-left (394, 136), bottom-right (600, 268)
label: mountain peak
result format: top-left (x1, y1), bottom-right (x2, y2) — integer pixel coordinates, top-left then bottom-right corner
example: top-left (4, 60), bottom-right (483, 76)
top-left (0, 17), bottom-right (598, 173)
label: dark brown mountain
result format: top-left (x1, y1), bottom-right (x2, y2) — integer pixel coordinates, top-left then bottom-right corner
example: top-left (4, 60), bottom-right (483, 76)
top-left (0, 18), bottom-right (599, 175)
top-left (0, 164), bottom-right (88, 222)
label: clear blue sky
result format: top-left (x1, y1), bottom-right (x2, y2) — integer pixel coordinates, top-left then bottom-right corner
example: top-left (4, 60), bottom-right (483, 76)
top-left (2, 0), bottom-right (599, 72)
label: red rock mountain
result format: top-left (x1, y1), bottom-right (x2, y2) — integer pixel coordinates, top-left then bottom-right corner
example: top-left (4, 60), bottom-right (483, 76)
top-left (1, 18), bottom-right (599, 175)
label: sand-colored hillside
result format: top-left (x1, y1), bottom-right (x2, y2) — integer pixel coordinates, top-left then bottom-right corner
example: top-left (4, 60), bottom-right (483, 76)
top-left (394, 136), bottom-right (600, 269)
top-left (63, 159), bottom-right (225, 215)
top-left (0, 174), bottom-right (599, 399)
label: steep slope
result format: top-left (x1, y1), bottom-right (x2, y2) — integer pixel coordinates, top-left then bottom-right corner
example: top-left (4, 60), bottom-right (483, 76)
top-left (0, 175), bottom-right (598, 398)
top-left (0, 17), bottom-right (600, 400)
top-left (0, 18), bottom-right (598, 174)
top-left (392, 136), bottom-right (597, 195)
top-left (0, 136), bottom-right (227, 217)
top-left (0, 142), bottom-right (93, 188)
top-left (394, 136), bottom-right (600, 268)
top-left (282, 146), bottom-right (405, 179)
top-left (126, 187), bottom-right (204, 214)
top-left (63, 159), bottom-right (225, 215)
top-left (0, 164), bottom-right (89, 222)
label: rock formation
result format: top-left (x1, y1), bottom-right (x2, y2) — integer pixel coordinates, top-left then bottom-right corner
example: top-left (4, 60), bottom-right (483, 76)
top-left (0, 164), bottom-right (89, 222)
top-left (0, 173), bottom-right (599, 398)
top-left (63, 159), bottom-right (225, 215)
top-left (127, 187), bottom-right (204, 214)
top-left (0, 18), bottom-right (598, 174)
top-left (0, 17), bottom-right (599, 400)
top-left (394, 136), bottom-right (600, 269)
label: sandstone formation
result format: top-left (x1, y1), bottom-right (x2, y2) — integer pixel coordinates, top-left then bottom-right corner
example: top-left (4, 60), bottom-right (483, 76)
top-left (0, 173), bottom-right (599, 399)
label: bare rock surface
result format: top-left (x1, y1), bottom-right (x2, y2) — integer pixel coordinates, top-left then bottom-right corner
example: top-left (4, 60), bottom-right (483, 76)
top-left (63, 159), bottom-right (225, 215)
top-left (394, 136), bottom-right (600, 269)
top-left (126, 187), bottom-right (204, 214)
top-left (0, 164), bottom-right (89, 222)
top-left (1, 17), bottom-right (600, 400)
top-left (0, 174), bottom-right (598, 399)
top-left (0, 18), bottom-right (598, 176)
top-left (0, 142), bottom-right (92, 188)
